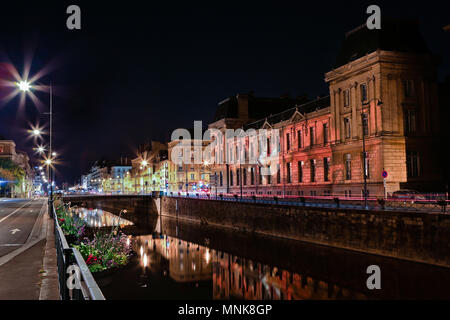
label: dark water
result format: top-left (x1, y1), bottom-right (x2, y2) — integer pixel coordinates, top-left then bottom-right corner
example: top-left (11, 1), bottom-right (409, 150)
top-left (82, 208), bottom-right (450, 300)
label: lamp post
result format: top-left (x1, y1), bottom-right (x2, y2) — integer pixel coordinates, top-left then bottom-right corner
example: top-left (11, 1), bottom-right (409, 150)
top-left (18, 80), bottom-right (54, 215)
top-left (361, 98), bottom-right (382, 208)
top-left (48, 84), bottom-right (54, 215)
top-left (361, 112), bottom-right (368, 209)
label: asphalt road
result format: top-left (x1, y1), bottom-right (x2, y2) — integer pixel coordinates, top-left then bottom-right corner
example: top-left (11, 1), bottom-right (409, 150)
top-left (0, 198), bottom-right (45, 257)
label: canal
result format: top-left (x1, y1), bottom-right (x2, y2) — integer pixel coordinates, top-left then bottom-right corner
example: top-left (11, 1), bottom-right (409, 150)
top-left (75, 207), bottom-right (450, 300)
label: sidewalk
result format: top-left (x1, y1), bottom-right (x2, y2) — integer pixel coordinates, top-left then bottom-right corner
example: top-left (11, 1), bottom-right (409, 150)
top-left (0, 203), bottom-right (59, 300)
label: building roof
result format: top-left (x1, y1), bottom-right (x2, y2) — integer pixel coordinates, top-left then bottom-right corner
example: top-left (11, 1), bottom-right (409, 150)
top-left (244, 95), bottom-right (330, 130)
top-left (334, 18), bottom-right (429, 68)
top-left (213, 94), bottom-right (309, 122)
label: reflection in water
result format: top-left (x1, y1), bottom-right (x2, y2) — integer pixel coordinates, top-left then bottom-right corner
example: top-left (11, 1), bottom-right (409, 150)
top-left (135, 235), bottom-right (212, 283)
top-left (88, 208), bottom-right (450, 300)
top-left (212, 252), bottom-right (365, 300)
top-left (131, 235), bottom-right (365, 300)
top-left (73, 207), bottom-right (133, 228)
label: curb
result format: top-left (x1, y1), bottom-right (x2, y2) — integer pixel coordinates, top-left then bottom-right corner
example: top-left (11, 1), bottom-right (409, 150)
top-left (39, 205), bottom-right (60, 300)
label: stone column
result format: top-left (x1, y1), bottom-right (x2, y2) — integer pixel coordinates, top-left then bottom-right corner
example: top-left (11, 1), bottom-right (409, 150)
top-left (339, 89), bottom-right (345, 142)
top-left (330, 89), bottom-right (337, 143)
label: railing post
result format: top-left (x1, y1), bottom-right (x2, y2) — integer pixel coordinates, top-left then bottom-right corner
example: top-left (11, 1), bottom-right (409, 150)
top-left (63, 248), bottom-right (72, 300)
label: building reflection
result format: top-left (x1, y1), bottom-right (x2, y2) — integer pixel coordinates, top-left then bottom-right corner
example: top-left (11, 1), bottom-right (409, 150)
top-left (73, 207), bottom-right (133, 228)
top-left (133, 234), bottom-right (366, 300)
top-left (212, 251), bottom-right (366, 300)
top-left (134, 235), bottom-right (212, 283)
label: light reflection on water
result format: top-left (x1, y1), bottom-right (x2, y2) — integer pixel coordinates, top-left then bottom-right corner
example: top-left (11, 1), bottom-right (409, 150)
top-left (82, 208), bottom-right (450, 300)
top-left (132, 235), bottom-right (365, 300)
top-left (73, 207), bottom-right (133, 228)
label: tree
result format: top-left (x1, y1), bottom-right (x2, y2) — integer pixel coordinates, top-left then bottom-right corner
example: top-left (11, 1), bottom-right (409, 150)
top-left (0, 159), bottom-right (24, 186)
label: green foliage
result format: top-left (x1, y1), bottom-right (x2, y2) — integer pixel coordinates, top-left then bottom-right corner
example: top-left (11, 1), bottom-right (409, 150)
top-left (55, 199), bottom-right (132, 273)
top-left (0, 159), bottom-right (25, 186)
top-left (55, 202), bottom-right (86, 239)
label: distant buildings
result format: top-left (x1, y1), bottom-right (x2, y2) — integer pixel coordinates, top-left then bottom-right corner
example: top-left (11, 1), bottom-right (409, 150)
top-left (0, 139), bottom-right (33, 198)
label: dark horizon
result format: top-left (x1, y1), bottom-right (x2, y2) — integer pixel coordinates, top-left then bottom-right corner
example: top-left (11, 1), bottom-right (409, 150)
top-left (0, 1), bottom-right (449, 185)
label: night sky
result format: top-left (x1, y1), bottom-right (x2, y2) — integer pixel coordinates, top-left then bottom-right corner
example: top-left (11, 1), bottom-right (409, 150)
top-left (0, 1), bottom-right (449, 185)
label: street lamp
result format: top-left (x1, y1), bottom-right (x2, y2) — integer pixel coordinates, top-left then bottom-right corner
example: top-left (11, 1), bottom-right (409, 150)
top-left (18, 77), bottom-right (55, 215)
top-left (361, 112), bottom-right (368, 209)
top-left (17, 80), bottom-right (31, 92)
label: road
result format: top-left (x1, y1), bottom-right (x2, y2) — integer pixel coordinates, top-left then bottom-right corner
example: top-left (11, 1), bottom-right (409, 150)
top-left (0, 198), bottom-right (46, 257)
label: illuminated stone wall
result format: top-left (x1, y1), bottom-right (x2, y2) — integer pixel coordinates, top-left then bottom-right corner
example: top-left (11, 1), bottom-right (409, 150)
top-left (161, 196), bottom-right (450, 267)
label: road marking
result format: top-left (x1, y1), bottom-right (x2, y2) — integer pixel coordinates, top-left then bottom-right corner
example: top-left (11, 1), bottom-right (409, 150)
top-left (0, 244), bottom-right (22, 247)
top-left (0, 200), bottom-right (33, 224)
top-left (10, 229), bottom-right (21, 234)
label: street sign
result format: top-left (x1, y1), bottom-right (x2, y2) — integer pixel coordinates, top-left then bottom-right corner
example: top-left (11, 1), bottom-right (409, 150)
top-left (382, 170), bottom-right (388, 178)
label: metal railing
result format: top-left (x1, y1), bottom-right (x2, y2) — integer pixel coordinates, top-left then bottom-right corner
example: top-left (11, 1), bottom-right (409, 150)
top-left (164, 192), bottom-right (449, 214)
top-left (52, 205), bottom-right (105, 300)
top-left (63, 191), bottom-right (449, 213)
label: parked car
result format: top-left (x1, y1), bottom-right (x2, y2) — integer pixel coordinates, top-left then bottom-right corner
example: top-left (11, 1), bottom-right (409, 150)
top-left (392, 190), bottom-right (426, 203)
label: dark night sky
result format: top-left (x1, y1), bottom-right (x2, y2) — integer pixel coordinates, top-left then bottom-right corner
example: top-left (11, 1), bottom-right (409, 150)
top-left (0, 1), bottom-right (449, 185)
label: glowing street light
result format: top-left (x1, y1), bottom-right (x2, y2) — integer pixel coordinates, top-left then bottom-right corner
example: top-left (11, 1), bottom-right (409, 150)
top-left (35, 145), bottom-right (46, 154)
top-left (45, 159), bottom-right (53, 166)
top-left (141, 160), bottom-right (148, 167)
top-left (16, 80), bottom-right (31, 92)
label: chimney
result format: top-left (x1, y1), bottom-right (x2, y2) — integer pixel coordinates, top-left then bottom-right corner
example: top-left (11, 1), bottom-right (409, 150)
top-left (236, 94), bottom-right (249, 121)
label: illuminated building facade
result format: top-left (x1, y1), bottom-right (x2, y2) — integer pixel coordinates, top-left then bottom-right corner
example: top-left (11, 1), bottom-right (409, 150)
top-left (209, 20), bottom-right (443, 197)
top-left (0, 139), bottom-right (33, 198)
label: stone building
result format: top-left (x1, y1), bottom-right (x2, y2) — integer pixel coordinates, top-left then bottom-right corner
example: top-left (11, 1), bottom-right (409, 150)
top-left (211, 19), bottom-right (443, 198)
top-left (0, 139), bottom-right (33, 198)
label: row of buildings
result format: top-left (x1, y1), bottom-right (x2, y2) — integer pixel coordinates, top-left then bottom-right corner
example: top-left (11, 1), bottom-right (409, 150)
top-left (79, 19), bottom-right (448, 198)
top-left (0, 138), bottom-right (34, 198)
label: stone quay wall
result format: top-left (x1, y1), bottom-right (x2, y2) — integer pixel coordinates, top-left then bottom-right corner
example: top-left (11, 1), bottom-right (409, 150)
top-left (160, 197), bottom-right (450, 267)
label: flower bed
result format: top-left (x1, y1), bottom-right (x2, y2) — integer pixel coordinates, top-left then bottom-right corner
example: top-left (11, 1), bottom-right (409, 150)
top-left (54, 198), bottom-right (133, 273)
